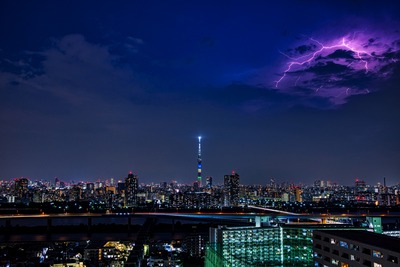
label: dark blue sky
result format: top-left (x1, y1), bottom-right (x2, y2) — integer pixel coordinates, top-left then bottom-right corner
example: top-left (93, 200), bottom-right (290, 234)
top-left (1, 0), bottom-right (400, 185)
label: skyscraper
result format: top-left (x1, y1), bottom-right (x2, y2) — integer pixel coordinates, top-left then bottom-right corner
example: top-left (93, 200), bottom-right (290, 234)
top-left (206, 176), bottom-right (213, 189)
top-left (223, 171), bottom-right (240, 207)
top-left (295, 187), bottom-right (303, 202)
top-left (14, 178), bottom-right (29, 199)
top-left (125, 171), bottom-right (138, 207)
top-left (197, 136), bottom-right (202, 187)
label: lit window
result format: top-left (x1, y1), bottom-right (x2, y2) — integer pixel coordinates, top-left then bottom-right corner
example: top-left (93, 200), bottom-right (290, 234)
top-left (373, 250), bottom-right (383, 258)
top-left (339, 241), bottom-right (348, 248)
top-left (373, 263), bottom-right (382, 267)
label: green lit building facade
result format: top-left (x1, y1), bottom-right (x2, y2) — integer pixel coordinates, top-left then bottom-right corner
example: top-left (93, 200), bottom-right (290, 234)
top-left (205, 223), bottom-right (369, 267)
top-left (208, 226), bottom-right (282, 266)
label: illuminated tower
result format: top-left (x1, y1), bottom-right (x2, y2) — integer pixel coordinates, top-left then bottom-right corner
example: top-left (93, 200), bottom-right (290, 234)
top-left (197, 136), bottom-right (202, 187)
top-left (223, 171), bottom-right (240, 207)
top-left (125, 171), bottom-right (138, 207)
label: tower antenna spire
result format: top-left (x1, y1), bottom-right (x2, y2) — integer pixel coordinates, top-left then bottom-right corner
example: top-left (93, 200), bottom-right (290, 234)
top-left (197, 136), bottom-right (202, 187)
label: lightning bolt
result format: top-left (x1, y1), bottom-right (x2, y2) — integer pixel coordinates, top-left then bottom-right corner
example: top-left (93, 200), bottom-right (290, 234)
top-left (294, 75), bottom-right (301, 86)
top-left (275, 37), bottom-right (371, 88)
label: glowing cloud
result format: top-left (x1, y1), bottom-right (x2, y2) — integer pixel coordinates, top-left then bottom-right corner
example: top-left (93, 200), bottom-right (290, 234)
top-left (274, 31), bottom-right (400, 106)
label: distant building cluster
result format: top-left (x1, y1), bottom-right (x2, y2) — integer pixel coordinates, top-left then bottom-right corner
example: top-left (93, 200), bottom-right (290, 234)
top-left (0, 173), bottom-right (399, 215)
top-left (1, 136), bottom-right (398, 212)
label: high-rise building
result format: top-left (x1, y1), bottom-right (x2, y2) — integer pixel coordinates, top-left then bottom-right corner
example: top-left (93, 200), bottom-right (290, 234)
top-left (355, 179), bottom-right (367, 193)
top-left (197, 136), bottom-right (202, 187)
top-left (14, 178), bottom-right (29, 199)
top-left (206, 219), bottom-right (370, 267)
top-left (313, 230), bottom-right (400, 267)
top-left (117, 182), bottom-right (125, 194)
top-left (207, 225), bottom-right (282, 266)
top-left (206, 176), bottom-right (213, 189)
top-left (295, 187), bottom-right (303, 202)
top-left (223, 171), bottom-right (240, 207)
top-left (125, 171), bottom-right (138, 207)
top-left (54, 177), bottom-right (60, 188)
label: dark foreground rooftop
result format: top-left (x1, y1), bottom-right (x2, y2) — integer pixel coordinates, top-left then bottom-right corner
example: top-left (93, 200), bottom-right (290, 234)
top-left (314, 230), bottom-right (400, 253)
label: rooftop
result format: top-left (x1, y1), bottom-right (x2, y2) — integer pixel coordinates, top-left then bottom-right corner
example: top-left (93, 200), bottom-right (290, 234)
top-left (314, 230), bottom-right (400, 253)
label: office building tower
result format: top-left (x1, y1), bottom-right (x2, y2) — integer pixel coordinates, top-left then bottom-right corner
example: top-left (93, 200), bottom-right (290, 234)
top-left (313, 230), bottom-right (400, 267)
top-left (14, 178), bottom-right (29, 199)
top-left (206, 176), bottom-right (213, 189)
top-left (295, 187), bottom-right (303, 202)
top-left (125, 171), bottom-right (138, 207)
top-left (54, 177), bottom-right (60, 187)
top-left (206, 219), bottom-right (370, 267)
top-left (223, 171), bottom-right (240, 207)
top-left (355, 179), bottom-right (367, 193)
top-left (117, 182), bottom-right (125, 194)
top-left (207, 225), bottom-right (282, 266)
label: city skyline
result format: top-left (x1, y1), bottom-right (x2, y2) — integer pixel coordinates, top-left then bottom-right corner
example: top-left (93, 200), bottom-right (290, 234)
top-left (1, 1), bottom-right (400, 185)
top-left (3, 168), bottom-right (398, 188)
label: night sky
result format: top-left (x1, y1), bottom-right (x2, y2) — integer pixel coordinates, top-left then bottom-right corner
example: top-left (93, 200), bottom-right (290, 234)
top-left (1, 0), bottom-right (400, 185)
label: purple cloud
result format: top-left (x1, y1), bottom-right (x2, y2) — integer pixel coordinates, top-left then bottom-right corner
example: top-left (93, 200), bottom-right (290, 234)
top-left (274, 31), bottom-right (400, 106)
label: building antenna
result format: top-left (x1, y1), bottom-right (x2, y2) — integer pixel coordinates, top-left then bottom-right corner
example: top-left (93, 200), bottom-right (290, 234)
top-left (197, 136), bottom-right (202, 187)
